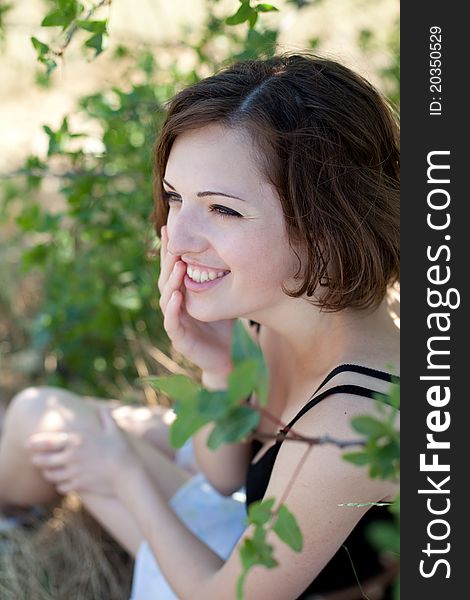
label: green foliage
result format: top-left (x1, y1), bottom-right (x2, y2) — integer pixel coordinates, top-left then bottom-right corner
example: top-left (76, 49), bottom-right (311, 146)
top-left (342, 380), bottom-right (400, 592)
top-left (31, 36), bottom-right (57, 76)
top-left (237, 498), bottom-right (303, 599)
top-left (230, 322), bottom-right (269, 405)
top-left (272, 505), bottom-right (303, 552)
top-left (0, 2), bottom-right (13, 41)
top-left (31, 0), bottom-right (110, 82)
top-left (343, 383), bottom-right (400, 480)
top-left (145, 321), bottom-right (268, 449)
top-left (76, 19), bottom-right (108, 55)
top-left (225, 1), bottom-right (279, 29)
top-left (41, 0), bottom-right (83, 29)
top-left (1, 2), bottom-right (400, 597)
top-left (9, 58), bottom-right (174, 395)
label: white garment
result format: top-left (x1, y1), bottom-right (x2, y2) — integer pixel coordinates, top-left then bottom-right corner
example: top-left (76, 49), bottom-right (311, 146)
top-left (129, 442), bottom-right (247, 600)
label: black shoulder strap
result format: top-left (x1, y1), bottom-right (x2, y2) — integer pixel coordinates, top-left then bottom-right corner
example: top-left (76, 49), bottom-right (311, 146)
top-left (280, 364), bottom-right (399, 435)
top-left (315, 363), bottom-right (398, 390)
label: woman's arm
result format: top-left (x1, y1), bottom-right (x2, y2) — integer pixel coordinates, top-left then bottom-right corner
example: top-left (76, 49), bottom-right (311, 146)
top-left (192, 319), bottom-right (262, 496)
top-left (192, 369), bottom-right (254, 496)
top-left (115, 392), bottom-right (397, 600)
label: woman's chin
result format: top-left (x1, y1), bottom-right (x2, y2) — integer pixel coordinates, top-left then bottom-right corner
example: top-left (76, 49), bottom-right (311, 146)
top-left (185, 301), bottom-right (221, 323)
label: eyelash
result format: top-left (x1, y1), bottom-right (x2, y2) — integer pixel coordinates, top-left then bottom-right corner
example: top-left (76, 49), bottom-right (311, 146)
top-left (162, 191), bottom-right (242, 219)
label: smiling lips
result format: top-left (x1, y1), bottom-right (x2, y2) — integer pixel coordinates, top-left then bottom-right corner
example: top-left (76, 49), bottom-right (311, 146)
top-left (185, 263), bottom-right (230, 283)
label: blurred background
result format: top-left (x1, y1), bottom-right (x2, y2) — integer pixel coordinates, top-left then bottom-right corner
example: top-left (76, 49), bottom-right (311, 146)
top-left (0, 0), bottom-right (399, 410)
top-left (0, 1), bottom-right (399, 597)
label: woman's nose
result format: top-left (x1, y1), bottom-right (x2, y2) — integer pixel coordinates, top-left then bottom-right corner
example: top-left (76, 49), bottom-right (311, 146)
top-left (166, 212), bottom-right (207, 258)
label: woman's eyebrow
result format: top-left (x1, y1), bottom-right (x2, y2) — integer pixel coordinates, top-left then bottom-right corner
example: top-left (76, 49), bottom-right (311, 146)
top-left (162, 178), bottom-right (247, 202)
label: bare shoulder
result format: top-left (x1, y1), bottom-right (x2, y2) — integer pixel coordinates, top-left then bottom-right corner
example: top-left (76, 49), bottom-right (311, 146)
top-left (270, 392), bottom-right (400, 505)
top-left (203, 392), bottom-right (399, 599)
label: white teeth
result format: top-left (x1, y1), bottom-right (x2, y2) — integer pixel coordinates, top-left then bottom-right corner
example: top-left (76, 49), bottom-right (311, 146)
top-left (186, 264), bottom-right (229, 283)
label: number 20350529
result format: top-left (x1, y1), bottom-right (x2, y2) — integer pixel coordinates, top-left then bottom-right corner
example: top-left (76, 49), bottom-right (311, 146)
top-left (429, 26), bottom-right (442, 116)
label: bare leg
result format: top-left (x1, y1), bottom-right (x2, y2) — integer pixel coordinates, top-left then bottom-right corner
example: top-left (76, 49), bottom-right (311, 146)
top-left (0, 387), bottom-right (191, 556)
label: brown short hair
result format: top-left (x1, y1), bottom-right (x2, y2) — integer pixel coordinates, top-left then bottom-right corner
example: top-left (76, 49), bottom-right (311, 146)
top-left (153, 53), bottom-right (400, 312)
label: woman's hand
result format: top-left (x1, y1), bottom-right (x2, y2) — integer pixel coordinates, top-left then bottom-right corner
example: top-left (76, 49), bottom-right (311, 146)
top-left (158, 225), bottom-right (236, 378)
top-left (25, 408), bottom-right (139, 497)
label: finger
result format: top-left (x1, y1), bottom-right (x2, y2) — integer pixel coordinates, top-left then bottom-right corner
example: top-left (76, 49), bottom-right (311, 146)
top-left (158, 227), bottom-right (180, 295)
top-left (42, 467), bottom-right (74, 484)
top-left (159, 259), bottom-right (186, 314)
top-left (163, 289), bottom-right (185, 343)
top-left (158, 225), bottom-right (174, 291)
top-left (25, 432), bottom-right (69, 452)
top-left (30, 450), bottom-right (70, 469)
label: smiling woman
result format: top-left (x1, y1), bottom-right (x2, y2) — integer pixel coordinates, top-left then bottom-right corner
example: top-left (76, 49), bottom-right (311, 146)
top-left (0, 52), bottom-right (400, 600)
top-left (158, 123), bottom-right (300, 327)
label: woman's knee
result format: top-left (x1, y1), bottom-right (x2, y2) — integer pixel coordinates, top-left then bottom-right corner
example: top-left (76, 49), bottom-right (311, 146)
top-left (6, 386), bottom-right (87, 437)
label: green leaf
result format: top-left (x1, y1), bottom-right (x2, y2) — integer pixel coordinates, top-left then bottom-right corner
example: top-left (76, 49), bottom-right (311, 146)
top-left (42, 0), bottom-right (81, 29)
top-left (239, 538), bottom-right (257, 571)
top-left (236, 572), bottom-right (246, 600)
top-left (308, 36), bottom-right (320, 50)
top-left (139, 374), bottom-right (201, 403)
top-left (247, 498), bottom-right (275, 526)
top-left (232, 320), bottom-right (262, 363)
top-left (169, 407), bottom-right (209, 448)
top-left (225, 2), bottom-right (256, 26)
top-left (247, 11), bottom-right (258, 28)
top-left (342, 451), bottom-right (370, 466)
top-left (41, 9), bottom-right (73, 28)
top-left (369, 440), bottom-right (400, 479)
top-left (237, 529), bottom-right (278, 599)
top-left (21, 244), bottom-right (51, 270)
top-left (255, 3), bottom-right (279, 12)
top-left (255, 359), bottom-right (269, 406)
top-left (197, 388), bottom-right (231, 420)
top-left (76, 19), bottom-right (107, 33)
top-left (351, 415), bottom-right (390, 438)
top-left (387, 382), bottom-right (400, 410)
top-left (31, 37), bottom-right (49, 56)
top-left (390, 492), bottom-right (400, 516)
top-left (207, 405), bottom-right (260, 449)
top-left (272, 504), bottom-right (303, 552)
top-left (242, 533), bottom-right (278, 569)
top-left (16, 203), bottom-right (41, 231)
top-left (227, 359), bottom-right (259, 405)
top-left (85, 32), bottom-right (106, 56)
top-left (367, 520), bottom-right (400, 556)
top-left (237, 529), bottom-right (278, 598)
top-left (252, 528), bottom-right (278, 567)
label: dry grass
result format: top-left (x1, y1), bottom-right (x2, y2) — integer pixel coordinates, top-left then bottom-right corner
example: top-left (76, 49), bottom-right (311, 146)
top-left (0, 496), bottom-right (133, 600)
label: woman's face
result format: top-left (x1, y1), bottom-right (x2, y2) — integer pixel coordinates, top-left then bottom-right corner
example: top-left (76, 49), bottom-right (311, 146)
top-left (163, 123), bottom-right (300, 322)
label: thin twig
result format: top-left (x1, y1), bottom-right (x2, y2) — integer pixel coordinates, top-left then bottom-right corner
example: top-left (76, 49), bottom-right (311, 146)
top-left (274, 444), bottom-right (313, 512)
top-left (52, 0), bottom-right (112, 58)
top-left (140, 340), bottom-right (193, 377)
top-left (252, 431), bottom-right (366, 449)
top-left (122, 324), bottom-right (158, 406)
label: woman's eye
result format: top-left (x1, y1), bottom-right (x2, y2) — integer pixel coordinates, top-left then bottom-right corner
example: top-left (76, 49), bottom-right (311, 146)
top-left (162, 191), bottom-right (181, 204)
top-left (209, 205), bottom-right (242, 218)
top-left (162, 191), bottom-right (242, 219)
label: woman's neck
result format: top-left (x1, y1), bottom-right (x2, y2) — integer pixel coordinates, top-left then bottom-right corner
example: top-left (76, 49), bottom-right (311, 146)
top-left (253, 295), bottom-right (400, 387)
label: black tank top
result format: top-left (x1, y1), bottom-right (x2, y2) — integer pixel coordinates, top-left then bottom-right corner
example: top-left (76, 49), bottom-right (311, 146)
top-left (245, 320), bottom-right (399, 598)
